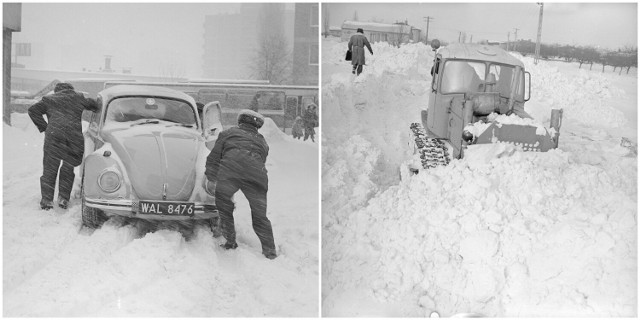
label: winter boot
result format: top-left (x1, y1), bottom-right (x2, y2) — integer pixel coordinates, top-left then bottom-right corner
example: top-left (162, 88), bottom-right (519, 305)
top-left (263, 250), bottom-right (277, 260)
top-left (40, 199), bottom-right (53, 210)
top-left (220, 242), bottom-right (238, 250)
top-left (58, 197), bottom-right (69, 209)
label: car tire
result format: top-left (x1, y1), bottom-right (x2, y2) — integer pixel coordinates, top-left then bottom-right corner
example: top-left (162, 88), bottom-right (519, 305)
top-left (81, 190), bottom-right (107, 229)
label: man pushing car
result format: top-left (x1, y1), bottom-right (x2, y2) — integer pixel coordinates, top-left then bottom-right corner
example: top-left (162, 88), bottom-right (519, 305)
top-left (28, 82), bottom-right (98, 210)
top-left (204, 109), bottom-right (277, 259)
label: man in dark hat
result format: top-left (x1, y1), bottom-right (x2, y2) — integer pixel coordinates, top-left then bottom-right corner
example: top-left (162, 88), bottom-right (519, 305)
top-left (28, 82), bottom-right (99, 210)
top-left (204, 109), bottom-right (277, 259)
top-left (348, 28), bottom-right (374, 76)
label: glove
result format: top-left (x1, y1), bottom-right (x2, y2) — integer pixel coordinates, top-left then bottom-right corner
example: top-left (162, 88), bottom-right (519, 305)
top-left (203, 178), bottom-right (216, 196)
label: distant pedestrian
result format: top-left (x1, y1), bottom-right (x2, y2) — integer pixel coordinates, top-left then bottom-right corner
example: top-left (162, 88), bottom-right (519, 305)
top-left (28, 82), bottom-right (99, 210)
top-left (348, 28), bottom-right (374, 76)
top-left (205, 109), bottom-right (277, 259)
top-left (292, 116), bottom-right (304, 139)
top-left (302, 104), bottom-right (318, 142)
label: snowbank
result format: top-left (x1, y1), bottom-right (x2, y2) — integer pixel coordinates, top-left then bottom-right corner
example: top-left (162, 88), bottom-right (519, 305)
top-left (3, 113), bottom-right (319, 317)
top-left (518, 53), bottom-right (628, 130)
top-left (322, 38), bottom-right (637, 317)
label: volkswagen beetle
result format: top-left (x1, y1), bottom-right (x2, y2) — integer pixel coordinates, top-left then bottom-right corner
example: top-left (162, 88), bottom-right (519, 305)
top-left (80, 85), bottom-right (223, 233)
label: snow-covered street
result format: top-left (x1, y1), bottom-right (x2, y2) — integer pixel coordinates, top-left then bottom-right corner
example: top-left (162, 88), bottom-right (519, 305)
top-left (321, 37), bottom-right (637, 317)
top-left (3, 114), bottom-right (319, 317)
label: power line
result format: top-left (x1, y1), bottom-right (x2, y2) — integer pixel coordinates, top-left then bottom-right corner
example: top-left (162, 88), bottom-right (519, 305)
top-left (534, 3), bottom-right (544, 64)
top-left (423, 16), bottom-right (434, 45)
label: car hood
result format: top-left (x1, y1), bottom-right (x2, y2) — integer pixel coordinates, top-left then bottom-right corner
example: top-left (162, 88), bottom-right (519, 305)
top-left (103, 127), bottom-right (201, 201)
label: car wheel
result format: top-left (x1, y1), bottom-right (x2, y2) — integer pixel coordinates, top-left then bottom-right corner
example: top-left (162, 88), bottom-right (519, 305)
top-left (81, 192), bottom-right (107, 229)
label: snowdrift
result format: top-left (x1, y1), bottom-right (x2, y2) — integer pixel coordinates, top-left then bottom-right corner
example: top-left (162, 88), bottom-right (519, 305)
top-left (3, 113), bottom-right (319, 317)
top-left (322, 37), bottom-right (637, 317)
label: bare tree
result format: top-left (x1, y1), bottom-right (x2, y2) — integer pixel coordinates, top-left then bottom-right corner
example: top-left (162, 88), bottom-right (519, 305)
top-left (248, 4), bottom-right (291, 84)
top-left (159, 59), bottom-right (186, 81)
top-left (250, 34), bottom-right (291, 84)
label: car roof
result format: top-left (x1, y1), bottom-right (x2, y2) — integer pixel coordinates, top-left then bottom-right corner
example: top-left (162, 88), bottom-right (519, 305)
top-left (437, 43), bottom-right (524, 68)
top-left (100, 85), bottom-right (196, 105)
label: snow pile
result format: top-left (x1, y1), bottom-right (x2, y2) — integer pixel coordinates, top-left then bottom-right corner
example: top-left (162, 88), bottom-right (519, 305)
top-left (4, 113), bottom-right (319, 317)
top-left (520, 55), bottom-right (628, 129)
top-left (322, 38), bottom-right (637, 317)
top-left (465, 113), bottom-right (553, 137)
top-left (259, 117), bottom-right (290, 143)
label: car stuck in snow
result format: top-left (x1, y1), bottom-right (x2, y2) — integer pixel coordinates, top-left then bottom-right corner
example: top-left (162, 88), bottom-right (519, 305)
top-left (79, 85), bottom-right (224, 232)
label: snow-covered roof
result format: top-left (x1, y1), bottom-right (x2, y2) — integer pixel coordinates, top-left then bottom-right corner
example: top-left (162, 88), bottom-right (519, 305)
top-left (438, 43), bottom-right (524, 67)
top-left (100, 85), bottom-right (196, 105)
top-left (341, 20), bottom-right (412, 34)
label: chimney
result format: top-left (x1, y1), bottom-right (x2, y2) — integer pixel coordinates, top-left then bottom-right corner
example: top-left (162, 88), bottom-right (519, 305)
top-left (104, 55), bottom-right (112, 72)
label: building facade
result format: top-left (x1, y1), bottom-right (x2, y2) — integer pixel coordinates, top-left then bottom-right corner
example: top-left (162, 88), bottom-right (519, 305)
top-left (341, 20), bottom-right (420, 46)
top-left (291, 3), bottom-right (318, 86)
top-left (202, 4), bottom-right (260, 79)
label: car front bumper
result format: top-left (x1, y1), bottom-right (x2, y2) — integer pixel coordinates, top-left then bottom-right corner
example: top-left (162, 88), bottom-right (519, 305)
top-left (85, 198), bottom-right (218, 220)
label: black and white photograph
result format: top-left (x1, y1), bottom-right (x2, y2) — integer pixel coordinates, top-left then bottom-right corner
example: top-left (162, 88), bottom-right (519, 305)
top-left (321, 2), bottom-right (637, 317)
top-left (3, 2), bottom-right (319, 317)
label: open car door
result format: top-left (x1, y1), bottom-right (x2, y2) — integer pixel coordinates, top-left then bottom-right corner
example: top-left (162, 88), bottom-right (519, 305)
top-left (202, 101), bottom-right (223, 150)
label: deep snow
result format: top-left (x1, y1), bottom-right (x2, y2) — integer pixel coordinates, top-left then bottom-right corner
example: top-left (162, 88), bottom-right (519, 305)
top-left (322, 37), bottom-right (637, 317)
top-left (3, 113), bottom-right (319, 317)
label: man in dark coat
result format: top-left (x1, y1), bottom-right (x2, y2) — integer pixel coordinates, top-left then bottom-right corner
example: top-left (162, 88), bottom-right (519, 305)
top-left (348, 28), bottom-right (374, 76)
top-left (302, 103), bottom-right (318, 142)
top-left (28, 82), bottom-right (99, 210)
top-left (205, 109), bottom-right (277, 259)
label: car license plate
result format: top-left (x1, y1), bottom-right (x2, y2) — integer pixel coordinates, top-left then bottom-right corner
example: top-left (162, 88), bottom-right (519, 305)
top-left (139, 201), bottom-right (195, 216)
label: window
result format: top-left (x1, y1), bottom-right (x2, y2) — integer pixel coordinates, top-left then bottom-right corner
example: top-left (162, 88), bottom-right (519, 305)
top-left (488, 63), bottom-right (516, 98)
top-left (440, 60), bottom-right (486, 94)
top-left (257, 91), bottom-right (285, 111)
top-left (310, 5), bottom-right (318, 27)
top-left (309, 44), bottom-right (319, 65)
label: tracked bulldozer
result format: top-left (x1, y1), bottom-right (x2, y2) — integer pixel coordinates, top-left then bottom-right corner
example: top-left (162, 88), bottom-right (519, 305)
top-left (407, 40), bottom-right (563, 173)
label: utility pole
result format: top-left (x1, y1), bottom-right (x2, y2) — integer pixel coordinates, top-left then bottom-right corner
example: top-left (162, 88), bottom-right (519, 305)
top-left (507, 32), bottom-right (510, 51)
top-left (513, 27), bottom-right (519, 51)
top-left (458, 31), bottom-right (462, 43)
top-left (534, 3), bottom-right (544, 64)
top-left (469, 35), bottom-right (473, 44)
top-left (423, 16), bottom-right (434, 45)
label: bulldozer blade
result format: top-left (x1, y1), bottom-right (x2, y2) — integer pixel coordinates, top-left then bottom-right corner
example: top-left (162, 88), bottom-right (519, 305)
top-left (475, 123), bottom-right (557, 152)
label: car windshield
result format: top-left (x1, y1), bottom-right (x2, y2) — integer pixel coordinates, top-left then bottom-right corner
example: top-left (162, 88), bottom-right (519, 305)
top-left (104, 97), bottom-right (197, 129)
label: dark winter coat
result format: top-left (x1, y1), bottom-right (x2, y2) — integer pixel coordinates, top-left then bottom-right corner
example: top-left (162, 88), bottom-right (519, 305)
top-left (302, 108), bottom-right (318, 129)
top-left (28, 89), bottom-right (99, 166)
top-left (205, 123), bottom-right (269, 190)
top-left (348, 33), bottom-right (373, 66)
top-left (292, 116), bottom-right (304, 138)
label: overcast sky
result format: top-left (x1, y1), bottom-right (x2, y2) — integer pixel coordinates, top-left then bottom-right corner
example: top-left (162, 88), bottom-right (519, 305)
top-left (327, 3), bottom-right (637, 50)
top-left (12, 3), bottom-right (242, 77)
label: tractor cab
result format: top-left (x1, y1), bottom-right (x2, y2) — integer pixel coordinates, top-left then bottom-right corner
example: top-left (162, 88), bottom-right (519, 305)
top-left (406, 40), bottom-right (562, 173)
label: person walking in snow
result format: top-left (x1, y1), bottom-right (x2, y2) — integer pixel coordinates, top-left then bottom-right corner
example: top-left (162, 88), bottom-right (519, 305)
top-left (28, 82), bottom-right (99, 210)
top-left (302, 103), bottom-right (318, 142)
top-left (348, 28), bottom-right (373, 76)
top-left (292, 116), bottom-right (304, 139)
top-left (204, 109), bottom-right (277, 259)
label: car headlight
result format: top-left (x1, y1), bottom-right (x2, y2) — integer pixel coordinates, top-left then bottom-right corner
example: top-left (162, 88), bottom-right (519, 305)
top-left (98, 170), bottom-right (121, 193)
